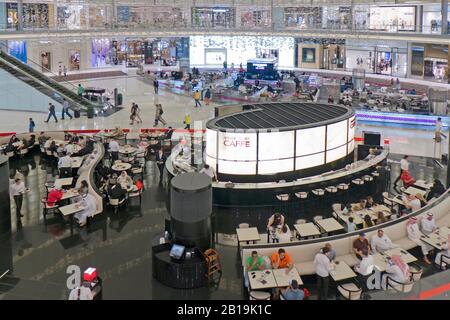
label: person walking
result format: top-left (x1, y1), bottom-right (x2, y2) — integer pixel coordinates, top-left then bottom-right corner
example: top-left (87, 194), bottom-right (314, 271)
top-left (58, 65), bottom-right (62, 77)
top-left (61, 98), bottom-right (73, 120)
top-left (155, 148), bottom-right (167, 184)
top-left (134, 103), bottom-right (142, 124)
top-left (129, 102), bottom-right (137, 125)
top-left (154, 104), bottom-right (167, 126)
top-left (204, 87), bottom-right (212, 106)
top-left (45, 103), bottom-right (58, 123)
top-left (28, 118), bottom-right (35, 133)
top-left (194, 90), bottom-right (202, 108)
top-left (63, 65), bottom-right (67, 77)
top-left (78, 84), bottom-right (85, 97)
top-left (184, 113), bottom-right (191, 130)
top-left (393, 155), bottom-right (409, 191)
top-left (435, 117), bottom-right (446, 142)
top-left (153, 79), bottom-right (159, 94)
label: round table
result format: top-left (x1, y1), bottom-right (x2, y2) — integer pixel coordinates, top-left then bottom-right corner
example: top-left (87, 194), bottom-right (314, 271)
top-left (119, 146), bottom-right (137, 154)
top-left (112, 163), bottom-right (132, 172)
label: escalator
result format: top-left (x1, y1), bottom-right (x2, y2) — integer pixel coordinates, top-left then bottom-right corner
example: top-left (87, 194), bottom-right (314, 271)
top-left (0, 48), bottom-right (101, 115)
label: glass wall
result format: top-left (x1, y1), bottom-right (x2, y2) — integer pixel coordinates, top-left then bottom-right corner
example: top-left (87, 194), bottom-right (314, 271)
top-left (422, 4), bottom-right (441, 34)
top-left (369, 6), bottom-right (416, 32)
top-left (322, 6), bottom-right (352, 30)
top-left (22, 3), bottom-right (52, 29)
top-left (91, 38), bottom-right (111, 67)
top-left (57, 4), bottom-right (87, 29)
top-left (239, 7), bottom-right (271, 28)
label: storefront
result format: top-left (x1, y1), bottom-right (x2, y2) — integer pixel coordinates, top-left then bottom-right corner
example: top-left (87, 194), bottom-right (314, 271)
top-left (91, 39), bottom-right (111, 67)
top-left (151, 6), bottom-right (186, 28)
top-left (126, 39), bottom-right (144, 67)
top-left (116, 5), bottom-right (151, 27)
top-left (40, 51), bottom-right (51, 71)
top-left (322, 6), bottom-right (352, 30)
top-left (346, 40), bottom-right (407, 77)
top-left (8, 40), bottom-right (27, 63)
top-left (111, 39), bottom-right (126, 65)
top-left (239, 6), bottom-right (271, 28)
top-left (353, 5), bottom-right (369, 31)
top-left (369, 6), bottom-right (415, 32)
top-left (191, 7), bottom-right (236, 29)
top-left (69, 48), bottom-right (80, 70)
top-left (297, 38), bottom-right (345, 70)
top-left (411, 43), bottom-right (448, 81)
top-left (57, 4), bottom-right (87, 29)
top-left (22, 3), bottom-right (53, 29)
top-left (284, 7), bottom-right (322, 29)
top-left (422, 4), bottom-right (442, 34)
top-left (6, 2), bottom-right (18, 29)
top-left (190, 35), bottom-right (294, 68)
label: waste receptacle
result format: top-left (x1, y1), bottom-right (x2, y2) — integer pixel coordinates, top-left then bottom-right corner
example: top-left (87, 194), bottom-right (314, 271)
top-left (74, 108), bottom-right (80, 118)
top-left (117, 93), bottom-right (123, 106)
top-left (87, 107), bottom-right (94, 119)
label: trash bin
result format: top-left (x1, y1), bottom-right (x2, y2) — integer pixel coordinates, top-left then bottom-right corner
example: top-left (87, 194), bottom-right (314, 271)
top-left (74, 108), bottom-right (80, 118)
top-left (117, 93), bottom-right (123, 106)
top-left (87, 107), bottom-right (94, 119)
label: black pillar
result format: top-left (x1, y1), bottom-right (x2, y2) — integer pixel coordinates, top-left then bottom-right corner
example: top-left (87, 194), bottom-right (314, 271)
top-left (0, 155), bottom-right (12, 275)
top-left (170, 172), bottom-right (212, 251)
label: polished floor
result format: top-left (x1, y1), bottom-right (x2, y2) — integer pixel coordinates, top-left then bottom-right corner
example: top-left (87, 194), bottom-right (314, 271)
top-left (0, 148), bottom-right (447, 300)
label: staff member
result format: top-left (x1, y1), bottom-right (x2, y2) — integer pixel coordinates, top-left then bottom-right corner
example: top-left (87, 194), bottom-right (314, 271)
top-left (108, 139), bottom-right (119, 163)
top-left (155, 148), bottom-right (167, 184)
top-left (314, 246), bottom-right (334, 300)
top-left (9, 178), bottom-right (27, 219)
top-left (394, 155), bottom-right (409, 191)
top-left (200, 164), bottom-right (217, 181)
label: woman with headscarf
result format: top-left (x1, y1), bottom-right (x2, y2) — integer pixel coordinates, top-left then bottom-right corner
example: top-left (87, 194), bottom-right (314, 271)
top-left (117, 171), bottom-right (133, 188)
top-left (406, 217), bottom-right (432, 264)
top-left (434, 235), bottom-right (450, 269)
top-left (381, 254), bottom-right (411, 289)
top-left (427, 179), bottom-right (446, 201)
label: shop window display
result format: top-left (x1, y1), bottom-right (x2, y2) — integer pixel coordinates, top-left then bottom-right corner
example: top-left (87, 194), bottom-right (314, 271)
top-left (92, 39), bottom-right (111, 68)
top-left (191, 7), bottom-right (235, 29)
top-left (117, 6), bottom-right (152, 27)
top-left (284, 7), bottom-right (322, 29)
top-left (88, 5), bottom-right (111, 28)
top-left (369, 6), bottom-right (416, 32)
top-left (57, 5), bottom-right (87, 29)
top-left (126, 40), bottom-right (145, 67)
top-left (240, 9), bottom-right (271, 28)
top-left (152, 7), bottom-right (186, 28)
top-left (22, 3), bottom-right (49, 29)
top-left (6, 3), bottom-right (18, 29)
top-left (353, 6), bottom-right (369, 31)
top-left (323, 6), bottom-right (352, 30)
top-left (40, 52), bottom-right (51, 72)
top-left (112, 40), bottom-right (127, 65)
top-left (69, 49), bottom-right (80, 71)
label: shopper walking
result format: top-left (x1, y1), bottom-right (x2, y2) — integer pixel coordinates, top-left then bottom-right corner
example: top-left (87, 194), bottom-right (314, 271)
top-left (134, 103), bottom-right (142, 124)
top-left (28, 118), bottom-right (35, 133)
top-left (63, 65), bottom-right (67, 77)
top-left (154, 104), bottom-right (167, 126)
top-left (393, 155), bottom-right (409, 191)
top-left (45, 103), bottom-right (58, 123)
top-left (194, 90), bottom-right (202, 108)
top-left (61, 98), bottom-right (73, 120)
top-left (155, 148), bottom-right (167, 184)
top-left (435, 117), bottom-right (447, 142)
top-left (204, 87), bottom-right (212, 106)
top-left (184, 113), bottom-right (191, 130)
top-left (153, 79), bottom-right (159, 94)
top-left (130, 102), bottom-right (137, 125)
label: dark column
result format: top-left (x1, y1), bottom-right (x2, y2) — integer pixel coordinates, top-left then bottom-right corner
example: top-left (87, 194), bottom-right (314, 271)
top-left (442, 0), bottom-right (448, 35)
top-left (170, 172), bottom-right (212, 251)
top-left (0, 155), bottom-right (12, 275)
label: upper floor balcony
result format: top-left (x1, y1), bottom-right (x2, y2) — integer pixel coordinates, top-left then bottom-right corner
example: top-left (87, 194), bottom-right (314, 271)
top-left (0, 22), bottom-right (449, 44)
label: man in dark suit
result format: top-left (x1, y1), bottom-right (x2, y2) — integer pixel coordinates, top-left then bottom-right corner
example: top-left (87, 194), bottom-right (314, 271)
top-left (155, 149), bottom-right (167, 184)
top-left (108, 183), bottom-right (126, 202)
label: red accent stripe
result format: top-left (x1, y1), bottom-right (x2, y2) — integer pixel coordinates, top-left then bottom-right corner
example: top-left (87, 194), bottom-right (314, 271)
top-left (0, 132), bottom-right (16, 137)
top-left (355, 136), bottom-right (363, 142)
top-left (419, 282), bottom-right (450, 300)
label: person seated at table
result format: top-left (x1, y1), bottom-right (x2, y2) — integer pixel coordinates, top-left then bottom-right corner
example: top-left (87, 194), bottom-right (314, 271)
top-left (70, 133), bottom-right (79, 144)
top-left (346, 216), bottom-right (357, 233)
top-left (71, 139), bottom-right (94, 157)
top-left (407, 217), bottom-right (432, 264)
top-left (342, 203), bottom-right (352, 215)
top-left (271, 248), bottom-right (293, 273)
top-left (352, 199), bottom-right (367, 211)
top-left (435, 235), bottom-right (450, 269)
top-left (276, 224), bottom-right (292, 243)
top-left (400, 170), bottom-right (416, 188)
top-left (402, 194), bottom-right (421, 214)
top-left (111, 126), bottom-right (125, 138)
top-left (47, 184), bottom-right (64, 207)
top-left (58, 151), bottom-right (72, 178)
top-left (64, 141), bottom-right (75, 155)
top-left (366, 196), bottom-right (376, 208)
top-left (8, 135), bottom-right (19, 145)
top-left (381, 255), bottom-right (411, 290)
top-left (354, 248), bottom-right (374, 276)
top-left (78, 136), bottom-right (86, 147)
top-left (267, 213), bottom-right (285, 237)
top-left (426, 179), bottom-right (446, 201)
top-left (48, 141), bottom-right (58, 154)
top-left (415, 193), bottom-right (428, 207)
top-left (108, 182), bottom-right (127, 202)
top-left (79, 180), bottom-right (89, 195)
top-left (27, 134), bottom-right (36, 148)
top-left (244, 250), bottom-right (265, 287)
top-left (164, 127), bottom-right (174, 140)
top-left (56, 143), bottom-right (65, 157)
top-left (74, 188), bottom-right (97, 227)
top-left (376, 211), bottom-right (388, 224)
top-left (371, 229), bottom-right (397, 254)
top-left (363, 214), bottom-right (374, 228)
top-left (353, 232), bottom-right (372, 260)
top-left (117, 171), bottom-right (133, 188)
top-left (280, 279), bottom-right (304, 300)
top-left (421, 212), bottom-right (437, 235)
top-left (38, 132), bottom-right (49, 146)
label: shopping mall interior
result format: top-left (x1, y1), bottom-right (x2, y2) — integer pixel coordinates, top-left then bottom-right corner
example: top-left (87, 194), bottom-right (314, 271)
top-left (0, 0), bottom-right (449, 302)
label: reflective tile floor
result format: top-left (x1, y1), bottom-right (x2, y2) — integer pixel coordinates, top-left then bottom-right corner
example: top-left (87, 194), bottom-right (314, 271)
top-left (0, 150), bottom-right (447, 300)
